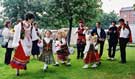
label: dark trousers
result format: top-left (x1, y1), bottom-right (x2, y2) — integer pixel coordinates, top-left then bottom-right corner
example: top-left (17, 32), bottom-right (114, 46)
top-left (77, 44), bottom-right (85, 59)
top-left (4, 48), bottom-right (13, 65)
top-left (108, 40), bottom-right (117, 58)
top-left (98, 41), bottom-right (105, 58)
top-left (119, 38), bottom-right (128, 63)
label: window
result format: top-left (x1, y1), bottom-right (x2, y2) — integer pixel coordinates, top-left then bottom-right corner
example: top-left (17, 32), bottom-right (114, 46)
top-left (133, 12), bottom-right (135, 16)
top-left (133, 21), bottom-right (135, 24)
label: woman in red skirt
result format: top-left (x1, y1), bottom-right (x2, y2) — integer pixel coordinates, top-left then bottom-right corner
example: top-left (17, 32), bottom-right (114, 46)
top-left (11, 12), bottom-right (35, 76)
top-left (83, 34), bottom-right (101, 69)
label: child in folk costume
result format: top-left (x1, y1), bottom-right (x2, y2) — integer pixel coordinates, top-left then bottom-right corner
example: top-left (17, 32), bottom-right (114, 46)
top-left (83, 34), bottom-right (100, 69)
top-left (10, 12), bottom-right (35, 76)
top-left (38, 30), bottom-right (55, 71)
top-left (54, 30), bottom-right (71, 66)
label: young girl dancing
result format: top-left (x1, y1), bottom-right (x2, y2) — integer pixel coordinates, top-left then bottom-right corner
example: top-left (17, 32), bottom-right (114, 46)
top-left (54, 30), bottom-right (71, 66)
top-left (38, 30), bottom-right (55, 71)
top-left (83, 34), bottom-right (101, 69)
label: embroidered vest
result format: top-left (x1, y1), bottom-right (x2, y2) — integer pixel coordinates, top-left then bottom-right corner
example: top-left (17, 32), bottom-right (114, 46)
top-left (20, 22), bottom-right (33, 40)
top-left (43, 39), bottom-right (53, 51)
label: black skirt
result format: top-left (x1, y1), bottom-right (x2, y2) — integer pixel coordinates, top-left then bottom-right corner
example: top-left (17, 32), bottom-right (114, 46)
top-left (32, 40), bottom-right (40, 55)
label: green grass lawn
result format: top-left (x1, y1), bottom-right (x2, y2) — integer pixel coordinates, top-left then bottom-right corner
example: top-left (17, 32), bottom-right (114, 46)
top-left (0, 42), bottom-right (135, 79)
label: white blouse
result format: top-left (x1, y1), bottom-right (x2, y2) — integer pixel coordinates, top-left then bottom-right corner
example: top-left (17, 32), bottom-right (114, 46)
top-left (2, 27), bottom-right (14, 48)
top-left (38, 37), bottom-right (52, 47)
top-left (38, 37), bottom-right (56, 53)
top-left (120, 27), bottom-right (130, 38)
top-left (12, 22), bottom-right (32, 56)
top-left (97, 28), bottom-right (101, 37)
top-left (55, 38), bottom-right (66, 52)
top-left (83, 41), bottom-right (98, 54)
top-left (32, 27), bottom-right (40, 41)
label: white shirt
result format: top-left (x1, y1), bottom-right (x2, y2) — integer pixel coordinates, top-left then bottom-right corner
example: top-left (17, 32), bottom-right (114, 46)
top-left (97, 28), bottom-right (101, 37)
top-left (2, 27), bottom-right (14, 48)
top-left (32, 26), bottom-right (40, 41)
top-left (44, 37), bottom-right (51, 44)
top-left (2, 27), bottom-right (10, 42)
top-left (38, 37), bottom-right (52, 47)
top-left (120, 27), bottom-right (129, 38)
top-left (83, 30), bottom-right (91, 35)
top-left (83, 41), bottom-right (98, 54)
top-left (55, 38), bottom-right (66, 51)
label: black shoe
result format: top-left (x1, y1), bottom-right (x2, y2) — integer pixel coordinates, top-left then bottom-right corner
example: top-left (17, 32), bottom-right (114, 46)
top-left (66, 64), bottom-right (71, 67)
top-left (24, 66), bottom-right (27, 70)
top-left (43, 68), bottom-right (47, 72)
top-left (61, 62), bottom-right (66, 65)
top-left (27, 61), bottom-right (30, 63)
top-left (5, 62), bottom-right (9, 65)
top-left (53, 64), bottom-right (59, 66)
top-left (43, 66), bottom-right (48, 72)
top-left (5, 63), bottom-right (9, 65)
top-left (97, 62), bottom-right (101, 66)
top-left (81, 56), bottom-right (84, 59)
top-left (43, 69), bottom-right (47, 72)
top-left (119, 61), bottom-right (126, 64)
top-left (67, 59), bottom-right (71, 62)
top-left (107, 57), bottom-right (111, 60)
top-left (16, 73), bottom-right (20, 76)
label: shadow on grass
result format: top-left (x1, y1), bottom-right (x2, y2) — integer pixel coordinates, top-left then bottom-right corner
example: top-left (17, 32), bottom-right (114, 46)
top-left (18, 68), bottom-right (69, 79)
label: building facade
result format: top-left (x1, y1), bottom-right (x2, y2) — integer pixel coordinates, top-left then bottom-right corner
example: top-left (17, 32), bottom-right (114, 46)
top-left (120, 7), bottom-right (135, 24)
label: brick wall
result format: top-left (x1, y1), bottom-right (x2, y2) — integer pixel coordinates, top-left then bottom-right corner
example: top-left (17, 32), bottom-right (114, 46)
top-left (120, 8), bottom-right (135, 24)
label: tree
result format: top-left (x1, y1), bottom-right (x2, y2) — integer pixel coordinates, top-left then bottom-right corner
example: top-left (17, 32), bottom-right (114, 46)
top-left (0, 20), bottom-right (4, 29)
top-left (133, 4), bottom-right (135, 10)
top-left (2, 0), bottom-right (103, 45)
top-left (99, 11), bottom-right (119, 29)
top-left (43, 0), bottom-right (102, 45)
top-left (44, 0), bottom-right (102, 27)
top-left (2, 0), bottom-right (46, 24)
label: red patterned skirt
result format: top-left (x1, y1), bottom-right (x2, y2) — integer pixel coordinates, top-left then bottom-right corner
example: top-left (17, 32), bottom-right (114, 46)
top-left (57, 45), bottom-right (70, 61)
top-left (84, 51), bottom-right (100, 64)
top-left (10, 42), bottom-right (30, 70)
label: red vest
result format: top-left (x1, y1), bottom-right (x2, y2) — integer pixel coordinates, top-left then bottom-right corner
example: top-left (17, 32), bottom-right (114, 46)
top-left (77, 27), bottom-right (86, 44)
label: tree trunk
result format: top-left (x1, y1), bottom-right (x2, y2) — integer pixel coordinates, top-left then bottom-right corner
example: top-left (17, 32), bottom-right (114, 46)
top-left (67, 16), bottom-right (73, 46)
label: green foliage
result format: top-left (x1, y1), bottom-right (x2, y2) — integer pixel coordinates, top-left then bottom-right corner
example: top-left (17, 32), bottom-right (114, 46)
top-left (0, 19), bottom-right (4, 29)
top-left (36, 0), bottom-right (103, 28)
top-left (2, 0), bottom-right (118, 29)
top-left (98, 11), bottom-right (119, 29)
top-left (133, 4), bottom-right (135, 10)
top-left (2, 0), bottom-right (103, 29)
top-left (2, 0), bottom-right (46, 25)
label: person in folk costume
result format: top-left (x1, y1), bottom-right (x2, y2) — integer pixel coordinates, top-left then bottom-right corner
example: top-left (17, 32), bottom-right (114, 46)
top-left (38, 30), bottom-right (55, 71)
top-left (31, 22), bottom-right (41, 59)
top-left (83, 33), bottom-right (100, 69)
top-left (91, 22), bottom-right (106, 58)
top-left (107, 21), bottom-right (119, 61)
top-left (2, 20), bottom-right (14, 65)
top-left (54, 30), bottom-right (71, 66)
top-left (76, 20), bottom-right (86, 59)
top-left (10, 12), bottom-right (35, 76)
top-left (118, 19), bottom-right (132, 64)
